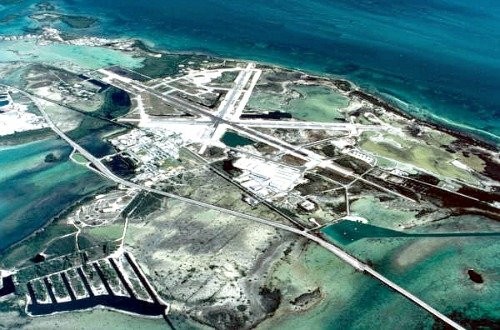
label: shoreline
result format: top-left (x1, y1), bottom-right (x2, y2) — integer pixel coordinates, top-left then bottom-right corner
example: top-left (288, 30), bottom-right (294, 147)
top-left (0, 26), bottom-right (498, 328)
top-left (1, 28), bottom-right (498, 150)
top-left (0, 28), bottom-right (498, 258)
top-left (117, 34), bottom-right (500, 150)
top-left (0, 182), bottom-right (116, 258)
top-left (347, 90), bottom-right (498, 152)
top-left (131, 38), bottom-right (500, 149)
top-left (26, 303), bottom-right (165, 320)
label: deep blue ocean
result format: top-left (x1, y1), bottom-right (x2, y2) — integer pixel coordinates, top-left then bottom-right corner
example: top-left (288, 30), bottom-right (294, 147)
top-left (1, 0), bottom-right (498, 144)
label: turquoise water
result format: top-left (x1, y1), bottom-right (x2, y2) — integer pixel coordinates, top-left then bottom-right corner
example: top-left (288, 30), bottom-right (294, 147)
top-left (0, 138), bottom-right (112, 251)
top-left (0, 40), bottom-right (143, 70)
top-left (322, 220), bottom-right (500, 245)
top-left (0, 1), bottom-right (499, 327)
top-left (319, 215), bottom-right (500, 327)
top-left (1, 0), bottom-right (499, 144)
top-left (220, 131), bottom-right (255, 147)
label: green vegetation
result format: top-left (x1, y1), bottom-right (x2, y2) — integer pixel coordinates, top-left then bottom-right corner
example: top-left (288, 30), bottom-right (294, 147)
top-left (247, 90), bottom-right (285, 112)
top-left (127, 276), bottom-right (150, 301)
top-left (45, 235), bottom-right (78, 256)
top-left (123, 192), bottom-right (162, 218)
top-left (67, 268), bottom-right (86, 296)
top-left (14, 244), bottom-right (119, 287)
top-left (0, 128), bottom-right (54, 146)
top-left (136, 53), bottom-right (204, 79)
top-left (76, 234), bottom-right (99, 250)
top-left (82, 264), bottom-right (102, 288)
top-left (97, 87), bottom-right (131, 119)
top-left (160, 157), bottom-right (182, 169)
top-left (0, 223), bottom-right (75, 269)
top-left (32, 280), bottom-right (48, 301)
top-left (59, 15), bottom-right (97, 29)
top-left (98, 259), bottom-right (120, 291)
top-left (16, 256), bottom-right (73, 287)
top-left (49, 274), bottom-right (68, 298)
top-left (286, 85), bottom-right (349, 122)
top-left (360, 133), bottom-right (479, 185)
top-left (208, 71), bottom-right (239, 88)
top-left (248, 84), bottom-right (349, 122)
top-left (84, 224), bottom-right (124, 242)
top-left (71, 151), bottom-right (88, 165)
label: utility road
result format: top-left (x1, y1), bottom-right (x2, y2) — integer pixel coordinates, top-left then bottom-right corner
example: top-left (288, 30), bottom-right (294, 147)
top-left (26, 87), bottom-right (464, 330)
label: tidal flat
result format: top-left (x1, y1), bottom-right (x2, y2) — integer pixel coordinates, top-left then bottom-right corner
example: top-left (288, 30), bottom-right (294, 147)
top-left (259, 242), bottom-right (436, 329)
top-left (0, 308), bottom-right (205, 330)
top-left (247, 77), bottom-right (349, 123)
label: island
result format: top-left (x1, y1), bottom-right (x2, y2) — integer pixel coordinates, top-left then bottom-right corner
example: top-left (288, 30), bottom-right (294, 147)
top-left (0, 27), bottom-right (498, 330)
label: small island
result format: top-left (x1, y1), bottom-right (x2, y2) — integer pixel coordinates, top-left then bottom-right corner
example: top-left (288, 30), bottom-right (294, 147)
top-left (467, 269), bottom-right (484, 284)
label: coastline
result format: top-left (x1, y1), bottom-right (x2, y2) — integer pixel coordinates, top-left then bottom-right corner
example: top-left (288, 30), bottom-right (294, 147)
top-left (127, 34), bottom-right (500, 150)
top-left (0, 28), bottom-right (498, 257)
top-left (2, 0), bottom-right (500, 146)
top-left (348, 89), bottom-right (498, 151)
top-left (1, 27), bottom-right (498, 149)
top-left (133, 40), bottom-right (500, 148)
top-left (0, 27), bottom-right (498, 329)
top-left (0, 182), bottom-right (116, 259)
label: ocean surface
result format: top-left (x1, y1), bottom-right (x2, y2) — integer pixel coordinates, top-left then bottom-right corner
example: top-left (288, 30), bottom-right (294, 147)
top-left (1, 0), bottom-right (499, 144)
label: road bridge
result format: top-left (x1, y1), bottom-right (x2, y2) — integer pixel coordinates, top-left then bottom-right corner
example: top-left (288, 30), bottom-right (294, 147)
top-left (25, 88), bottom-right (464, 330)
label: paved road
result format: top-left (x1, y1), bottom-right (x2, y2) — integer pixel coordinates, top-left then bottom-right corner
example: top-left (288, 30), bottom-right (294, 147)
top-left (99, 70), bottom-right (419, 203)
top-left (99, 70), bottom-right (315, 158)
top-left (27, 89), bottom-right (464, 330)
top-left (200, 64), bottom-right (256, 153)
top-left (216, 64), bottom-right (255, 120)
top-left (234, 119), bottom-right (388, 131)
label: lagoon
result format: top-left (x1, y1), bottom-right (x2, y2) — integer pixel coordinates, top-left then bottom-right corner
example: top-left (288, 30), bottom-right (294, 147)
top-left (0, 138), bottom-right (112, 251)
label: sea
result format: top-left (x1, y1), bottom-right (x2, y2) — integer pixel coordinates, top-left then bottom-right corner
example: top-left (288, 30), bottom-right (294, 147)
top-left (1, 1), bottom-right (499, 328)
top-left (1, 0), bottom-right (499, 144)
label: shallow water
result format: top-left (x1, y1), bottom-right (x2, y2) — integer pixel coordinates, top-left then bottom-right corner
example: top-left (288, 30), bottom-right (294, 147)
top-left (247, 85), bottom-right (348, 122)
top-left (321, 220), bottom-right (500, 245)
top-left (2, 0), bottom-right (499, 143)
top-left (0, 138), bottom-right (111, 251)
top-left (261, 242), bottom-right (436, 330)
top-left (320, 214), bottom-right (500, 326)
top-left (0, 39), bottom-right (143, 70)
top-left (220, 131), bottom-right (255, 147)
top-left (0, 1), bottom-right (499, 327)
